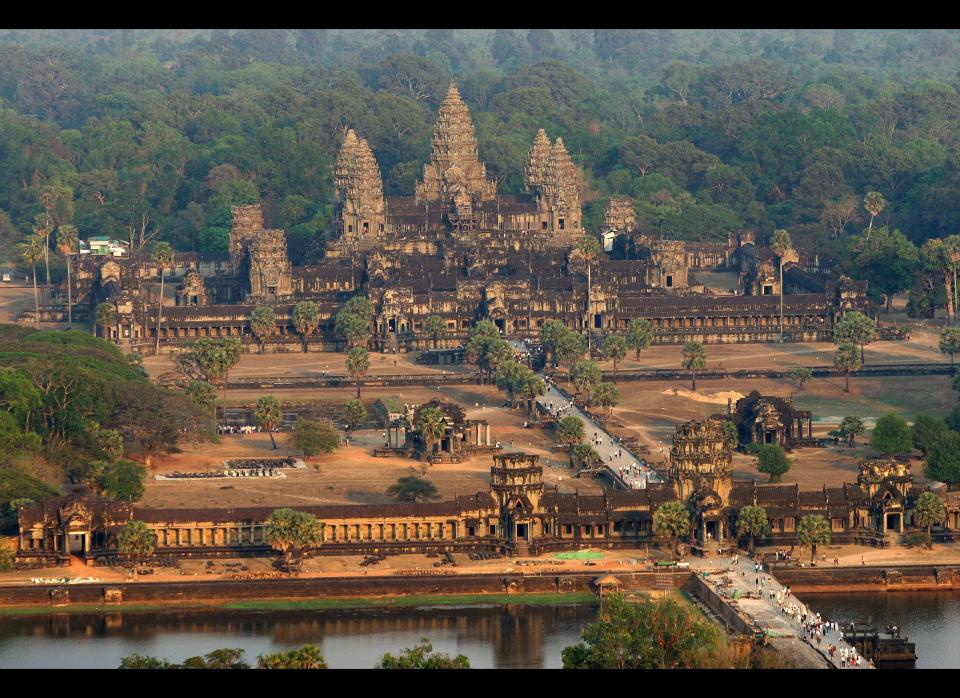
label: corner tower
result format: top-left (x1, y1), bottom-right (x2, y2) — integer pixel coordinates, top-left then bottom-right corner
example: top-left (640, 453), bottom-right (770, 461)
top-left (334, 130), bottom-right (385, 239)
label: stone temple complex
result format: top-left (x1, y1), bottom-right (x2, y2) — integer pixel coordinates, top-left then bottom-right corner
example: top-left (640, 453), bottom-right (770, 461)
top-left (17, 421), bottom-right (960, 566)
top-left (47, 81), bottom-right (888, 354)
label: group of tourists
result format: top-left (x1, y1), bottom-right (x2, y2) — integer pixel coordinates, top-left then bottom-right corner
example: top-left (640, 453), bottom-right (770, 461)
top-left (217, 424), bottom-right (271, 435)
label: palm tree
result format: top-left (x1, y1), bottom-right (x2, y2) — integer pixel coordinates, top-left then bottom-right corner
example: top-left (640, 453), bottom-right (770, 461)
top-left (833, 342), bottom-right (861, 393)
top-left (653, 501), bottom-right (690, 559)
top-left (863, 191), bottom-right (886, 237)
top-left (736, 505), bottom-right (770, 553)
top-left (152, 242), bottom-right (175, 355)
top-left (21, 238), bottom-right (44, 325)
top-left (577, 234), bottom-right (601, 350)
top-left (56, 224), bottom-right (79, 326)
top-left (249, 305), bottom-right (276, 354)
top-left (95, 302), bottom-right (119, 342)
top-left (255, 395), bottom-right (283, 449)
top-left (416, 406), bottom-right (447, 461)
top-left (423, 314), bottom-right (446, 349)
top-left (771, 229), bottom-right (792, 342)
top-left (680, 341), bottom-right (707, 391)
top-left (32, 212), bottom-right (53, 286)
top-left (626, 318), bottom-right (654, 362)
top-left (291, 300), bottom-right (320, 353)
top-left (797, 514), bottom-right (831, 565)
top-left (346, 346), bottom-right (369, 399)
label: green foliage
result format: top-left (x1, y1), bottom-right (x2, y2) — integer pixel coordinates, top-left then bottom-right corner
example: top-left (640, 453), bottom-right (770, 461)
top-left (415, 406), bottom-right (446, 457)
top-left (925, 430), bottom-right (960, 488)
top-left (914, 491), bottom-right (947, 535)
top-left (100, 460), bottom-right (147, 502)
top-left (182, 648), bottom-right (249, 670)
top-left (833, 342), bottom-right (861, 390)
top-left (940, 327), bottom-right (960, 363)
top-left (255, 395), bottom-right (282, 448)
top-left (176, 338), bottom-right (242, 388)
top-left (904, 531), bottom-right (933, 550)
top-left (869, 413), bottom-right (913, 456)
top-left (571, 443), bottom-right (602, 468)
top-left (249, 306), bottom-right (276, 351)
top-left (681, 341), bottom-right (706, 390)
top-left (556, 415), bottom-right (585, 446)
top-left (334, 310), bottom-right (369, 348)
top-left (346, 346), bottom-right (369, 396)
top-left (562, 594), bottom-right (722, 669)
top-left (913, 414), bottom-right (948, 455)
top-left (797, 514), bottom-right (831, 562)
top-left (377, 639), bottom-right (470, 669)
top-left (570, 360), bottom-right (602, 403)
top-left (755, 444), bottom-right (791, 482)
top-left (258, 645), bottom-right (326, 669)
top-left (722, 420), bottom-right (739, 450)
top-left (555, 333), bottom-right (587, 369)
top-left (343, 399), bottom-right (367, 428)
top-left (788, 366), bottom-right (813, 389)
top-left (118, 520), bottom-right (155, 561)
top-left (184, 380), bottom-right (217, 413)
top-left (291, 301), bottom-right (320, 351)
top-left (602, 335), bottom-right (627, 371)
top-left (625, 318), bottom-right (654, 361)
top-left (653, 500), bottom-right (690, 554)
top-left (540, 319), bottom-right (570, 366)
top-left (386, 476), bottom-right (440, 503)
top-left (422, 315), bottom-right (446, 347)
top-left (833, 312), bottom-right (877, 354)
top-left (735, 505), bottom-right (770, 551)
top-left (265, 508), bottom-right (323, 572)
top-left (838, 415), bottom-right (865, 446)
top-left (119, 654), bottom-right (177, 669)
top-left (292, 418), bottom-right (339, 459)
top-left (0, 545), bottom-right (14, 572)
top-left (591, 382), bottom-right (618, 416)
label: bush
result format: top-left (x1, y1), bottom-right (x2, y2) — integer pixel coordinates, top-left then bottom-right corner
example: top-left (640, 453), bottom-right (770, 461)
top-left (904, 531), bottom-right (933, 550)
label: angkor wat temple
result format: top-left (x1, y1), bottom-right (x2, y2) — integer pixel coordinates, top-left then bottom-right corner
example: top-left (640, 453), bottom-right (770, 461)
top-left (66, 83), bottom-right (875, 354)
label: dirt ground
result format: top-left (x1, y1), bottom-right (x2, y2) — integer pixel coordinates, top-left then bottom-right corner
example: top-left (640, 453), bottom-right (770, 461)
top-left (143, 347), bottom-right (471, 382)
top-left (142, 384), bottom-right (602, 510)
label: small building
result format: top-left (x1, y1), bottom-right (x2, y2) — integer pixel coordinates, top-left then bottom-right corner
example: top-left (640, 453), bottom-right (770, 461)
top-left (732, 391), bottom-right (815, 450)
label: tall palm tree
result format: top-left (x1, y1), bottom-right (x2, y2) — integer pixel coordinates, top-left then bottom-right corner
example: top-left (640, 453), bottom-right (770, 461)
top-left (56, 224), bottom-right (79, 326)
top-left (32, 213), bottom-right (53, 287)
top-left (771, 229), bottom-right (793, 342)
top-left (863, 191), bottom-right (886, 237)
top-left (152, 242), bottom-right (175, 355)
top-left (21, 238), bottom-right (44, 325)
top-left (346, 346), bottom-right (369, 399)
top-left (255, 395), bottom-right (283, 449)
top-left (681, 341), bottom-right (707, 391)
top-left (291, 300), bottom-right (320, 353)
top-left (577, 234), bottom-right (601, 350)
top-left (95, 302), bottom-right (119, 342)
top-left (416, 406), bottom-right (447, 461)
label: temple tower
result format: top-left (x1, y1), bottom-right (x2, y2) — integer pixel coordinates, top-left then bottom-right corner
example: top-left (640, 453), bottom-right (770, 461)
top-left (526, 134), bottom-right (582, 238)
top-left (335, 130), bottom-right (385, 239)
top-left (490, 452), bottom-right (544, 511)
top-left (669, 417), bottom-right (733, 505)
top-left (603, 197), bottom-right (637, 232)
top-left (415, 83), bottom-right (496, 207)
top-left (229, 205), bottom-right (265, 269)
top-left (248, 230), bottom-right (293, 302)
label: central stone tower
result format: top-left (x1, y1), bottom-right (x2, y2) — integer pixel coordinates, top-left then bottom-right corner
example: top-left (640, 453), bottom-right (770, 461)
top-left (416, 84), bottom-right (496, 208)
top-left (334, 129), bottom-right (386, 240)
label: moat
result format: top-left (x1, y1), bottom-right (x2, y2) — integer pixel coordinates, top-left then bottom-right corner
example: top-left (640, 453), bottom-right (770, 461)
top-left (0, 593), bottom-right (958, 668)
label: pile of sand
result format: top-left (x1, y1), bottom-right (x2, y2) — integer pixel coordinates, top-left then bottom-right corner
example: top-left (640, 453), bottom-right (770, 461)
top-left (661, 387), bottom-right (745, 405)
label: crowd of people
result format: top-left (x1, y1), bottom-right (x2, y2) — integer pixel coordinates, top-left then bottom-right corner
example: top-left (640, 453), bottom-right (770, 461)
top-left (217, 424), bottom-right (267, 435)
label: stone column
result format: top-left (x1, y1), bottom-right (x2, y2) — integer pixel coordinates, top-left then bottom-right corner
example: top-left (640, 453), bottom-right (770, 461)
top-left (84, 533), bottom-right (91, 554)
top-left (486, 424), bottom-right (491, 446)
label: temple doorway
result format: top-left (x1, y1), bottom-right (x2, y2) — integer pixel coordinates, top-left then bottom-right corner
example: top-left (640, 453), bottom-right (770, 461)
top-left (494, 318), bottom-right (505, 334)
top-left (67, 533), bottom-right (86, 554)
top-left (706, 521), bottom-right (719, 541)
top-left (885, 513), bottom-right (902, 533)
top-left (516, 523), bottom-right (528, 540)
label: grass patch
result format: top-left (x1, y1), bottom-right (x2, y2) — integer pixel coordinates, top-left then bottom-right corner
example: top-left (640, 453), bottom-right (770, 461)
top-left (552, 551), bottom-right (604, 560)
top-left (0, 592), bottom-right (597, 617)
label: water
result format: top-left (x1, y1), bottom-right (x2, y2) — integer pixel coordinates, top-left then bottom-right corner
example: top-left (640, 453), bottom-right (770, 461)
top-left (0, 603), bottom-right (597, 669)
top-left (797, 591), bottom-right (960, 668)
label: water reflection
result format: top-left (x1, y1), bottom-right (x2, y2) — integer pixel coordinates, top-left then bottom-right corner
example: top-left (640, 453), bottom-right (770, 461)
top-left (0, 604), bottom-right (597, 669)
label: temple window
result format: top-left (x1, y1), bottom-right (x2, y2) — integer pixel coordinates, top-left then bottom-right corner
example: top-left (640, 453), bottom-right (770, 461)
top-left (666, 275), bottom-right (673, 288)
top-left (564, 525), bottom-right (572, 535)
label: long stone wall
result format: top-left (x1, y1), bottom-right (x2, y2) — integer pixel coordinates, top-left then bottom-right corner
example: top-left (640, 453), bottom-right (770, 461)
top-left (772, 564), bottom-right (960, 593)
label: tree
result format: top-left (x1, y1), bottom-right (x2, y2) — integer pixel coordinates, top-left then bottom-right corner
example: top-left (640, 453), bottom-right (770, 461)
top-left (343, 399), bottom-right (367, 429)
top-left (788, 366), bottom-right (813, 389)
top-left (722, 420), bottom-right (739, 450)
top-left (870, 413), bottom-right (913, 456)
top-left (592, 382), bottom-right (618, 420)
top-left (797, 514), bottom-right (831, 564)
top-left (254, 395), bottom-right (283, 449)
top-left (101, 460), bottom-right (147, 502)
top-left (184, 380), bottom-right (217, 414)
top-left (386, 476), bottom-right (441, 503)
top-left (921, 237), bottom-right (960, 325)
top-left (119, 654), bottom-right (176, 669)
top-left (291, 300), bottom-right (320, 353)
top-left (653, 501), bottom-right (690, 558)
top-left (561, 594), bottom-right (723, 669)
top-left (914, 491), bottom-right (947, 539)
top-left (570, 360), bottom-right (602, 405)
top-left (177, 338), bottom-right (242, 401)
top-left (863, 191), bottom-right (886, 236)
top-left (346, 346), bottom-right (369, 399)
top-left (912, 414), bottom-right (948, 456)
top-left (21, 238), bottom-right (44, 326)
top-left (32, 213), bottom-right (53, 287)
top-left (735, 505), bottom-right (770, 553)
top-left (771, 229), bottom-right (792, 341)
top-left (265, 508), bottom-right (323, 574)
top-left (415, 405), bottom-right (446, 459)
top-left (940, 327), bottom-right (960, 366)
top-left (755, 444), bottom-right (790, 483)
top-left (335, 309), bottom-right (369, 348)
top-left (625, 318), bottom-right (654, 362)
top-left (258, 645), bottom-right (327, 669)
top-left (152, 241), bottom-right (175, 356)
top-left (423, 314), bottom-right (446, 349)
top-left (556, 415), bottom-right (585, 448)
top-left (925, 431), bottom-right (960, 490)
top-left (681, 341), bottom-right (707, 391)
top-left (118, 520), bottom-right (155, 573)
top-left (249, 305), bottom-right (276, 354)
top-left (95, 302), bottom-right (118, 341)
top-left (838, 415), bottom-right (865, 447)
top-left (540, 319), bottom-right (570, 368)
top-left (571, 443), bottom-right (602, 469)
top-left (293, 418), bottom-right (340, 459)
top-left (182, 648), bottom-right (249, 670)
top-left (834, 311), bottom-right (877, 364)
top-left (602, 335), bottom-right (627, 375)
top-left (377, 639), bottom-right (470, 668)
top-left (848, 227), bottom-right (918, 313)
top-left (833, 341), bottom-right (861, 393)
top-left (56, 224), bottom-right (79, 326)
top-left (555, 333), bottom-right (587, 376)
